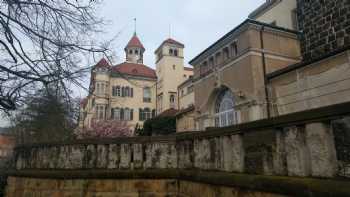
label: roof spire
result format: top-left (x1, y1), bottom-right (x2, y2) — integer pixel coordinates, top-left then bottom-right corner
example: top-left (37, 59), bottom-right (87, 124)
top-left (168, 24), bottom-right (172, 38)
top-left (134, 18), bottom-right (137, 36)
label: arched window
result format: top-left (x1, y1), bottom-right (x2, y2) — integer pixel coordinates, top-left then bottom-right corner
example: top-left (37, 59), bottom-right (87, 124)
top-left (214, 89), bottom-right (238, 127)
top-left (174, 49), bottom-right (178, 56)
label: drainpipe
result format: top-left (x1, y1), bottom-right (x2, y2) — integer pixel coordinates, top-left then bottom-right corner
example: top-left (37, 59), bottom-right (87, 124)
top-left (259, 25), bottom-right (271, 119)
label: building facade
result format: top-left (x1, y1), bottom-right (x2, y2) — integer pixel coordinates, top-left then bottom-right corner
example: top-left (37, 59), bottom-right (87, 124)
top-left (187, 0), bottom-right (350, 131)
top-left (249, 0), bottom-right (298, 30)
top-left (176, 77), bottom-right (195, 132)
top-left (268, 0), bottom-right (350, 116)
top-left (80, 34), bottom-right (193, 132)
top-left (190, 20), bottom-right (301, 130)
top-left (155, 39), bottom-right (193, 114)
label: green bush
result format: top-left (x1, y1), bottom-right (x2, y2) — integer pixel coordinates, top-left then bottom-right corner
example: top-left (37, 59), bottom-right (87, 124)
top-left (137, 117), bottom-right (176, 136)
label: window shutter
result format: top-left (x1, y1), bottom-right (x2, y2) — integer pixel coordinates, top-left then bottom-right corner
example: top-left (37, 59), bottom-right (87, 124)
top-left (139, 108), bottom-right (143, 121)
top-left (130, 109), bottom-right (133, 120)
top-left (122, 87), bottom-right (125, 97)
top-left (152, 109), bottom-right (156, 118)
top-left (120, 108), bottom-right (124, 120)
top-left (111, 108), bottom-right (114, 119)
top-left (131, 88), bottom-right (134, 97)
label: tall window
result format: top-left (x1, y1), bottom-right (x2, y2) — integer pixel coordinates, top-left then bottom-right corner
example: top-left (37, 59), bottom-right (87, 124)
top-left (215, 52), bottom-right (222, 65)
top-left (170, 94), bottom-right (176, 109)
top-left (96, 105), bottom-right (105, 120)
top-left (231, 42), bottom-right (238, 57)
top-left (201, 61), bottom-right (208, 76)
top-left (112, 86), bottom-right (121, 97)
top-left (96, 82), bottom-right (106, 95)
top-left (223, 47), bottom-right (229, 61)
top-left (174, 49), bottom-right (178, 56)
top-left (112, 108), bottom-right (121, 120)
top-left (139, 108), bottom-right (152, 121)
top-left (124, 108), bottom-right (131, 121)
top-left (209, 57), bottom-right (215, 69)
top-left (214, 89), bottom-right (238, 127)
top-left (143, 87), bottom-right (151, 102)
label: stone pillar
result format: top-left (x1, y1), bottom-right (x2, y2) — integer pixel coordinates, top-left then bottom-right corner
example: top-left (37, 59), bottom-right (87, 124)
top-left (273, 131), bottom-right (287, 175)
top-left (222, 134), bottom-right (244, 172)
top-left (284, 126), bottom-right (310, 177)
top-left (305, 122), bottom-right (338, 178)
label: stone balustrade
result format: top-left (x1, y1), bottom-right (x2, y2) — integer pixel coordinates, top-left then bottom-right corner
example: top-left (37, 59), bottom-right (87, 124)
top-left (13, 102), bottom-right (350, 179)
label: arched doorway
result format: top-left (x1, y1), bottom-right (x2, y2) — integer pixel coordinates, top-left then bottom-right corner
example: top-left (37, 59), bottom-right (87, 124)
top-left (214, 88), bottom-right (238, 127)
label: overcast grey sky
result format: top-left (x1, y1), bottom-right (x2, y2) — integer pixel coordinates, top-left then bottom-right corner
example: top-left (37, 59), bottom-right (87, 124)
top-left (0, 0), bottom-right (265, 127)
top-left (99, 0), bottom-right (265, 67)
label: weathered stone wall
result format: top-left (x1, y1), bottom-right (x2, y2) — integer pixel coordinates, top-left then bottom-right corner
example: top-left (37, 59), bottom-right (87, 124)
top-left (6, 103), bottom-right (350, 196)
top-left (297, 0), bottom-right (350, 60)
top-left (12, 104), bottom-right (350, 179)
top-left (5, 177), bottom-right (290, 197)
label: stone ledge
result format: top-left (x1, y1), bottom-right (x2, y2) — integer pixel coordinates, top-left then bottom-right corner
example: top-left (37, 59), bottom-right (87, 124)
top-left (14, 101), bottom-right (350, 149)
top-left (6, 169), bottom-right (350, 197)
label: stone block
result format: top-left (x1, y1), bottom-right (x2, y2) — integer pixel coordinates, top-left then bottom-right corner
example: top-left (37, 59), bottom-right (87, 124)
top-left (133, 144), bottom-right (143, 169)
top-left (97, 145), bottom-right (108, 169)
top-left (332, 117), bottom-right (350, 178)
top-left (194, 138), bottom-right (211, 170)
top-left (85, 145), bottom-right (97, 169)
top-left (120, 144), bottom-right (131, 169)
top-left (107, 144), bottom-right (119, 169)
top-left (243, 130), bottom-right (275, 175)
top-left (306, 122), bottom-right (338, 178)
top-left (177, 140), bottom-right (193, 169)
top-left (284, 126), bottom-right (310, 177)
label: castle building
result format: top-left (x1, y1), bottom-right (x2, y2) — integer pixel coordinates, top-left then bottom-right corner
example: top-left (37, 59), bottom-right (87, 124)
top-left (79, 33), bottom-right (193, 132)
top-left (155, 39), bottom-right (193, 114)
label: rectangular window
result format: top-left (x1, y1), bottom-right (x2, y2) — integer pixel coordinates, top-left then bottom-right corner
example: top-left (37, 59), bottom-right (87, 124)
top-left (124, 108), bottom-right (131, 121)
top-left (112, 86), bottom-right (121, 97)
top-left (113, 108), bottom-right (121, 120)
top-left (96, 105), bottom-right (105, 120)
top-left (143, 87), bottom-right (151, 102)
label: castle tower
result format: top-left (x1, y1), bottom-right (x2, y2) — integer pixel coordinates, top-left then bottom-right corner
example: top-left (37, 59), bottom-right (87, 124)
top-left (124, 33), bottom-right (145, 64)
top-left (155, 38), bottom-right (185, 113)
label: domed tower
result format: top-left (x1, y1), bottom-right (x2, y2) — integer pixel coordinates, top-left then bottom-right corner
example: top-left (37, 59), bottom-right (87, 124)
top-left (124, 33), bottom-right (145, 64)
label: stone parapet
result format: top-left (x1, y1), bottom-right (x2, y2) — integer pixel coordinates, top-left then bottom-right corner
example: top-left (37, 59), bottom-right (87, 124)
top-left (12, 102), bottom-right (350, 179)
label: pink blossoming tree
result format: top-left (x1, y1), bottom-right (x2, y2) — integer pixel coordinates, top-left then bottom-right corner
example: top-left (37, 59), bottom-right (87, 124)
top-left (75, 120), bottom-right (132, 139)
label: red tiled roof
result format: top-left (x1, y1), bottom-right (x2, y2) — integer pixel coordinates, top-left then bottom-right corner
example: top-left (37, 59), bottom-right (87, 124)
top-left (125, 34), bottom-right (145, 50)
top-left (163, 38), bottom-right (184, 47)
top-left (157, 108), bottom-right (179, 117)
top-left (112, 62), bottom-right (156, 79)
top-left (95, 58), bottom-right (110, 68)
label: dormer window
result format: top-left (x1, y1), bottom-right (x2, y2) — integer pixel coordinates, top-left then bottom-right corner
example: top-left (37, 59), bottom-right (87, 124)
top-left (135, 50), bottom-right (139, 55)
top-left (169, 49), bottom-right (173, 55)
top-left (129, 50), bottom-right (133, 54)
